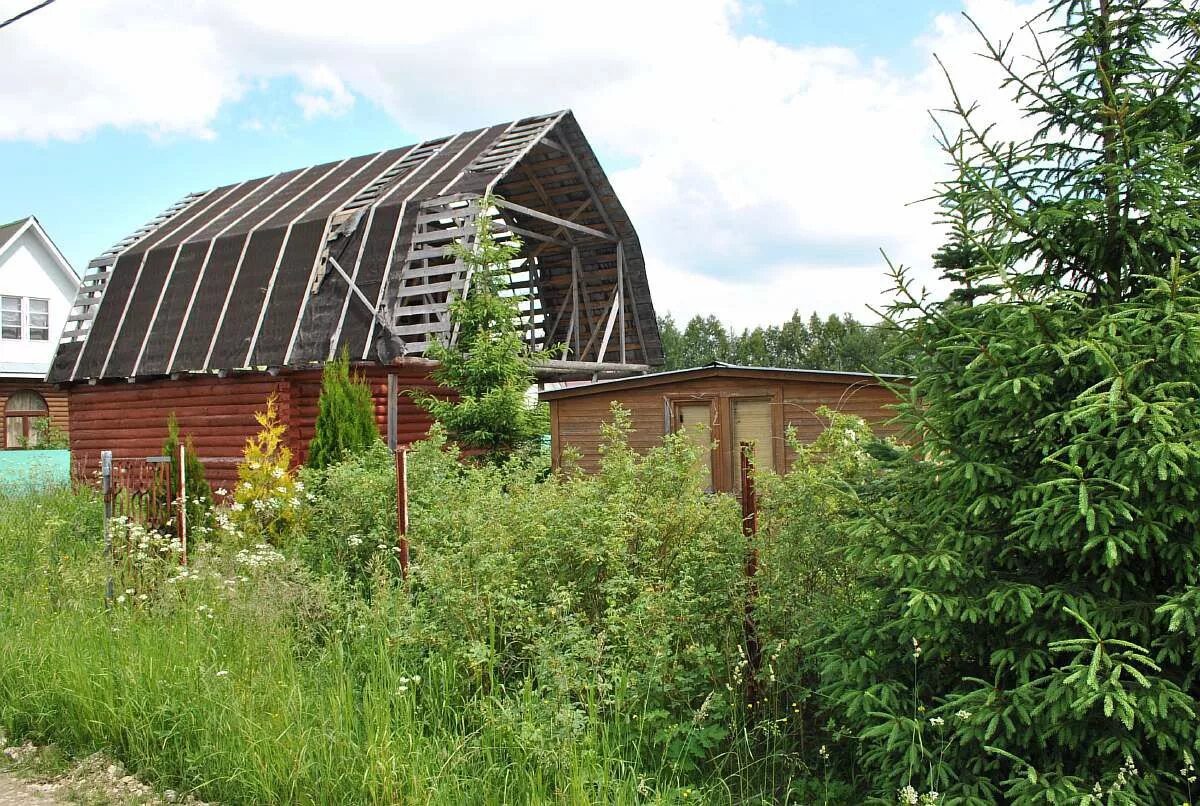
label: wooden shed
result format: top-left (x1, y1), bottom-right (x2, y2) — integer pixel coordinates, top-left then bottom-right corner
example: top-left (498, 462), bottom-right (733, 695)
top-left (541, 362), bottom-right (904, 493)
top-left (48, 110), bottom-right (662, 486)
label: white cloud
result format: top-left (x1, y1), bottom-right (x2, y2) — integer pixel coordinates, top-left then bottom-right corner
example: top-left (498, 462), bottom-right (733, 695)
top-left (0, 0), bottom-right (1048, 326)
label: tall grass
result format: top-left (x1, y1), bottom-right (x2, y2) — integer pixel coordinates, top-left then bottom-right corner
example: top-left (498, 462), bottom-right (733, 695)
top-left (0, 417), bottom-right (872, 804)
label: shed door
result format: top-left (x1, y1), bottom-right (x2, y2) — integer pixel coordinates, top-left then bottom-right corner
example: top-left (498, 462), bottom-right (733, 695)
top-left (731, 398), bottom-right (774, 489)
top-left (675, 402), bottom-right (713, 489)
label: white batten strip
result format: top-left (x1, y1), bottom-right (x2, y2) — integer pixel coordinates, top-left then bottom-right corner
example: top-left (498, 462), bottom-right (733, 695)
top-left (324, 143), bottom-right (424, 360)
top-left (242, 153), bottom-right (394, 367)
top-left (98, 181), bottom-right (248, 379)
top-left (200, 166), bottom-right (322, 371)
top-left (484, 111), bottom-right (567, 195)
top-left (130, 175), bottom-right (285, 377)
top-left (281, 148), bottom-right (413, 366)
top-left (360, 128), bottom-right (491, 360)
top-left (67, 192), bottom-right (208, 382)
top-left (435, 120), bottom-right (516, 196)
top-left (165, 168), bottom-right (311, 375)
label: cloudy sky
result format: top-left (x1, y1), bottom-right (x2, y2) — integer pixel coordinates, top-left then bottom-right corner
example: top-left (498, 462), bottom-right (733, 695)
top-left (0, 0), bottom-right (1042, 329)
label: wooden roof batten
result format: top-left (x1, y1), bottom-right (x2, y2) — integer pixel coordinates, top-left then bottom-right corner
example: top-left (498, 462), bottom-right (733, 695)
top-left (47, 110), bottom-right (663, 386)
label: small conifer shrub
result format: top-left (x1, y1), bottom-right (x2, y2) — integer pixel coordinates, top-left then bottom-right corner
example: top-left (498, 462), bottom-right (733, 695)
top-left (161, 412), bottom-right (212, 539)
top-left (306, 350), bottom-right (380, 471)
top-left (416, 195), bottom-right (550, 460)
top-left (232, 394), bottom-right (304, 544)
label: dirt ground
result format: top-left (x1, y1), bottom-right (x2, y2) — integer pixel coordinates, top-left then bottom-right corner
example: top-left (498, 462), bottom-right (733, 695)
top-left (0, 773), bottom-right (59, 805)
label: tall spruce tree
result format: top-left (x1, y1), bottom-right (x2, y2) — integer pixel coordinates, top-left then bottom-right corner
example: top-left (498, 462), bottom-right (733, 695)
top-left (416, 196), bottom-right (549, 459)
top-left (306, 350), bottom-right (380, 471)
top-left (819, 2), bottom-right (1200, 802)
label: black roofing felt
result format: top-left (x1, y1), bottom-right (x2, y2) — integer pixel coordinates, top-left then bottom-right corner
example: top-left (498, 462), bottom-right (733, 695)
top-left (49, 112), bottom-right (663, 383)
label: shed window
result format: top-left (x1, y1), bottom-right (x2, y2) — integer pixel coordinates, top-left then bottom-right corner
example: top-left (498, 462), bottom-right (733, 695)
top-left (4, 390), bottom-right (49, 449)
top-left (1, 296), bottom-right (20, 340)
top-left (730, 398), bottom-right (774, 488)
top-left (674, 401), bottom-right (714, 490)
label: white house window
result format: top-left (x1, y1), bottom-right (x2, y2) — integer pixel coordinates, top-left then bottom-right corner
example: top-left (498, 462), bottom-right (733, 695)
top-left (28, 298), bottom-right (49, 341)
top-left (1, 296), bottom-right (20, 340)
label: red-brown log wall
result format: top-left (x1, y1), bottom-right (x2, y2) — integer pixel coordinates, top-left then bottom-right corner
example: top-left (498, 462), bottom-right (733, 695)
top-left (67, 362), bottom-right (446, 491)
top-left (0, 378), bottom-right (70, 449)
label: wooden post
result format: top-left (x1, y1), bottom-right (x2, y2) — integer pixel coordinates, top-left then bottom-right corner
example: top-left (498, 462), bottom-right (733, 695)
top-left (395, 446), bottom-right (410, 579)
top-left (616, 242), bottom-right (626, 365)
top-left (740, 442), bottom-right (761, 701)
top-left (178, 443), bottom-right (188, 566)
top-left (387, 373), bottom-right (398, 452)
top-left (102, 450), bottom-right (113, 608)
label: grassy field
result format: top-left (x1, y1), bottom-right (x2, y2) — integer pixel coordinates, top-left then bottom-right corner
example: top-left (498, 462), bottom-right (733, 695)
top-left (0, 428), bottom-right (864, 804)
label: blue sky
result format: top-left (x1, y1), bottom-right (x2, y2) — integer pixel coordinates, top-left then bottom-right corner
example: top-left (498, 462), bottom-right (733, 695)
top-left (0, 0), bottom-right (1028, 326)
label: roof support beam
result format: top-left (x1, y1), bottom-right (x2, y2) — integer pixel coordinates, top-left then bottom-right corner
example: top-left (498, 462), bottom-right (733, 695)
top-left (493, 198), bottom-right (615, 242)
top-left (327, 256), bottom-right (398, 337)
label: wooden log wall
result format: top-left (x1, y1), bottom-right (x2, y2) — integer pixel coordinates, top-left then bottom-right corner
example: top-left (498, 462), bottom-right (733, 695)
top-left (548, 372), bottom-right (904, 493)
top-left (0, 379), bottom-right (70, 449)
top-left (67, 362), bottom-right (445, 491)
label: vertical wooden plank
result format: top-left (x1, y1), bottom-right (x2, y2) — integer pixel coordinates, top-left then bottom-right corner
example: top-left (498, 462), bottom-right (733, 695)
top-left (617, 242), bottom-right (626, 364)
top-left (387, 373), bottom-right (398, 451)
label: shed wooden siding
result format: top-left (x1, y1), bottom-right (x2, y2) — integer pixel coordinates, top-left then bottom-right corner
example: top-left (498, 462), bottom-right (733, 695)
top-left (67, 364), bottom-right (444, 490)
top-left (548, 372), bottom-right (902, 492)
top-left (0, 379), bottom-right (69, 449)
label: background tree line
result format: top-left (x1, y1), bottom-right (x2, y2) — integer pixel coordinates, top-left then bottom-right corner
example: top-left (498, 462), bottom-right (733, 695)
top-left (657, 310), bottom-right (908, 374)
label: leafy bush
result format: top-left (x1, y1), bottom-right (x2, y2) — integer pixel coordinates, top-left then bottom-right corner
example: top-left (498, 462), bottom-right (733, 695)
top-left (306, 350), bottom-right (380, 470)
top-left (0, 407), bottom-right (887, 802)
top-left (416, 196), bottom-right (550, 460)
top-left (230, 394), bottom-right (305, 545)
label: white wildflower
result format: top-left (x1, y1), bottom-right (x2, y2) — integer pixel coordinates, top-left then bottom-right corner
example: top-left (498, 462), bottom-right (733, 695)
top-left (897, 785), bottom-right (919, 805)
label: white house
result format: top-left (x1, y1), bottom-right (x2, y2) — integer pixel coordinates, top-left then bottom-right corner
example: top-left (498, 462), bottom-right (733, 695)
top-left (0, 217), bottom-right (78, 448)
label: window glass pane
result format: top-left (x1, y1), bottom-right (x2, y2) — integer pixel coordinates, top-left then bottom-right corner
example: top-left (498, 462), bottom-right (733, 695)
top-left (5, 416), bottom-right (24, 449)
top-left (675, 402), bottom-right (713, 489)
top-left (29, 299), bottom-right (49, 339)
top-left (5, 390), bottom-right (48, 414)
top-left (731, 398), bottom-right (775, 490)
top-left (0, 296), bottom-right (20, 339)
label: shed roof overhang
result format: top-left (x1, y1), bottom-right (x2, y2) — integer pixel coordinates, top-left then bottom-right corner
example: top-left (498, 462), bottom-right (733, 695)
top-left (539, 361), bottom-right (908, 401)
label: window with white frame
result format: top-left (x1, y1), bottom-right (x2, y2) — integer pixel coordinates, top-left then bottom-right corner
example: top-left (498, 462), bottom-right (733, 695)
top-left (1, 296), bottom-right (21, 340)
top-left (0, 296), bottom-right (50, 340)
top-left (28, 298), bottom-right (49, 341)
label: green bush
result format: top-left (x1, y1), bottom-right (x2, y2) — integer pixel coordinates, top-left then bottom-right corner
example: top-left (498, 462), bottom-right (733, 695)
top-left (0, 406), bottom-right (884, 802)
top-left (306, 350), bottom-right (380, 471)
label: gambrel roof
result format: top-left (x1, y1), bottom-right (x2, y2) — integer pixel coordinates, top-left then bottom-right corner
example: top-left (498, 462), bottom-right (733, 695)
top-left (49, 110), bottom-right (662, 384)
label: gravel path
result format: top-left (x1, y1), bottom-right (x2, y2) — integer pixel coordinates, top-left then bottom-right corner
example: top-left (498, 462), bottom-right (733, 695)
top-left (0, 773), bottom-right (59, 805)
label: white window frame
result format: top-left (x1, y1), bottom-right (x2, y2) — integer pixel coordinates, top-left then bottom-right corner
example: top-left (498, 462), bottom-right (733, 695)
top-left (27, 297), bottom-right (49, 341)
top-left (1, 296), bottom-right (22, 340)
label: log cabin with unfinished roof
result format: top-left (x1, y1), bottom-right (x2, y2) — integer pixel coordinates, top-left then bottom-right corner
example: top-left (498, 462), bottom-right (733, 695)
top-left (48, 111), bottom-right (664, 489)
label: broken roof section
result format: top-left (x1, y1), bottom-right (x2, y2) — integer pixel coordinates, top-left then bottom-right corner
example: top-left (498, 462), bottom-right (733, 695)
top-left (49, 110), bottom-right (663, 384)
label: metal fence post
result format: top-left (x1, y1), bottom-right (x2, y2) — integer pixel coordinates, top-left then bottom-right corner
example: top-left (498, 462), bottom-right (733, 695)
top-left (740, 442), bottom-right (762, 700)
top-left (395, 446), bottom-right (410, 579)
top-left (101, 450), bottom-right (113, 608)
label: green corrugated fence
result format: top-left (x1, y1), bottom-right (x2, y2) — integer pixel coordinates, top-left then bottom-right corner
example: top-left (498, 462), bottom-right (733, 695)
top-left (0, 450), bottom-right (71, 494)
